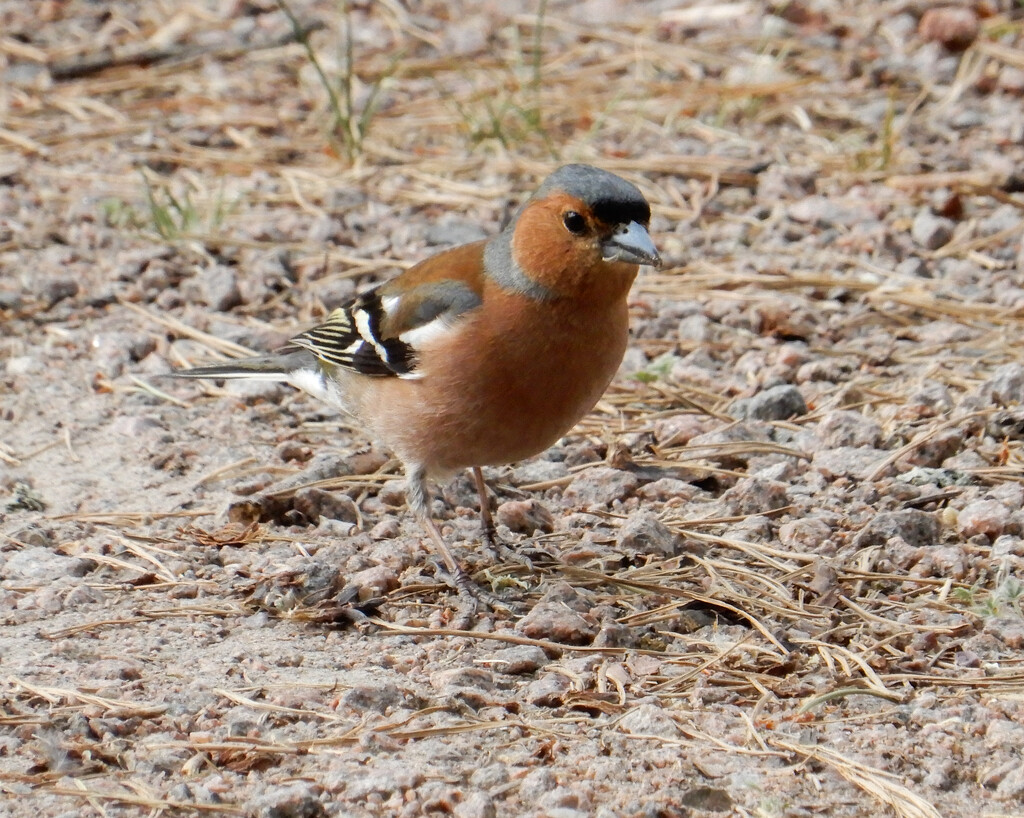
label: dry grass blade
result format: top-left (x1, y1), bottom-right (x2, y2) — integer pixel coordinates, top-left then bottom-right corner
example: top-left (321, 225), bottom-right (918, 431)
top-left (769, 738), bottom-right (941, 818)
top-left (41, 784), bottom-right (244, 814)
top-left (866, 409), bottom-right (996, 480)
top-left (119, 299), bottom-right (258, 359)
top-left (8, 677), bottom-right (168, 718)
top-left (213, 688), bottom-right (350, 722)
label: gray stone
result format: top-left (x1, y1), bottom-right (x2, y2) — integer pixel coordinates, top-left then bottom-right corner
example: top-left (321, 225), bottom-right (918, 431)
top-left (853, 509), bottom-right (940, 549)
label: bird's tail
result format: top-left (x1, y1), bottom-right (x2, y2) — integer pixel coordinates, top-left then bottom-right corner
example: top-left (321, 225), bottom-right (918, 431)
top-left (172, 351), bottom-right (309, 381)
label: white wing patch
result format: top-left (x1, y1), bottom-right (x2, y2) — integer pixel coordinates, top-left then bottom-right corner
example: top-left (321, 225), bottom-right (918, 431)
top-left (398, 316), bottom-right (458, 350)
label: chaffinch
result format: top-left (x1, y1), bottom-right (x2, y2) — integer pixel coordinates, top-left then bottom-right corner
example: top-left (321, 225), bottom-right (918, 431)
top-left (176, 163), bottom-right (661, 609)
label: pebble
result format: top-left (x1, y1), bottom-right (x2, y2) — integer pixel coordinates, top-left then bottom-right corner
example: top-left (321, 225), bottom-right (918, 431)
top-left (720, 477), bottom-right (789, 516)
top-left (430, 667), bottom-right (495, 707)
top-left (340, 683), bottom-right (408, 714)
top-left (729, 384), bottom-right (807, 421)
top-left (904, 428), bottom-right (963, 469)
top-left (853, 509), bottom-right (940, 549)
top-left (483, 645), bottom-right (549, 675)
top-left (495, 499), bottom-right (554, 534)
top-left (516, 584), bottom-right (598, 645)
top-left (425, 218), bottom-right (488, 246)
top-left (911, 209), bottom-right (954, 250)
top-left (779, 517), bottom-right (832, 551)
top-left (453, 791), bottom-right (496, 818)
top-left (617, 702), bottom-right (680, 739)
top-left (522, 672), bottom-right (571, 706)
top-left (982, 363), bottom-right (1024, 406)
top-left (615, 511), bottom-right (680, 557)
top-left (812, 446), bottom-right (887, 480)
top-left (510, 459), bottom-right (570, 485)
top-left (562, 467), bottom-right (639, 507)
top-left (815, 410), bottom-right (883, 449)
top-left (247, 782), bottom-right (325, 818)
top-left (39, 277), bottom-right (79, 308)
top-left (293, 488), bottom-right (359, 524)
top-left (518, 768), bottom-right (558, 800)
top-left (918, 6), bottom-right (979, 51)
top-left (636, 477), bottom-right (700, 502)
top-left (348, 565), bottom-right (399, 601)
top-left (5, 355), bottom-right (45, 376)
top-left (2, 547), bottom-right (74, 582)
top-left (196, 264), bottom-right (242, 312)
top-left (984, 616), bottom-right (1024, 649)
top-left (957, 499), bottom-right (1011, 540)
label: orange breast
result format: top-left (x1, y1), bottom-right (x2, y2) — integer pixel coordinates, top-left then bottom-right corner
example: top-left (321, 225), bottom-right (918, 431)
top-left (354, 290), bottom-right (631, 477)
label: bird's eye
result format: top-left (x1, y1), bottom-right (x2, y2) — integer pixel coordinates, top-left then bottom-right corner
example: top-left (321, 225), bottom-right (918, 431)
top-left (562, 211), bottom-right (586, 235)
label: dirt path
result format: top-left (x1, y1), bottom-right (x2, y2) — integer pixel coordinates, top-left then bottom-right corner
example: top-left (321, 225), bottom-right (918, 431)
top-left (3, 2), bottom-right (1024, 816)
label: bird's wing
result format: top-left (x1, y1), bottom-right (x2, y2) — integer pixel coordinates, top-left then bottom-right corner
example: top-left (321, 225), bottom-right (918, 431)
top-left (287, 275), bottom-right (483, 379)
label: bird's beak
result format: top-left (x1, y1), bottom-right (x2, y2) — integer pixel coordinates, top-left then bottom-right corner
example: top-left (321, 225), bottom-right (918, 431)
top-left (602, 221), bottom-right (662, 267)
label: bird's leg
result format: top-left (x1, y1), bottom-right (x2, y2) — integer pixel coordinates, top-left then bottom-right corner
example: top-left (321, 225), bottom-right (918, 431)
top-left (471, 466), bottom-right (497, 547)
top-left (407, 466), bottom-right (504, 612)
top-left (471, 466), bottom-right (538, 569)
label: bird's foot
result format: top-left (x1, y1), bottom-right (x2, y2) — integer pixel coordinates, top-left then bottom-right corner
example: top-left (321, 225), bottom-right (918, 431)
top-left (433, 560), bottom-right (519, 619)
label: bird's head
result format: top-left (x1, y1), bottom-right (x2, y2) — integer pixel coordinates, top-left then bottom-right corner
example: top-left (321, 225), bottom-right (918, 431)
top-left (485, 164), bottom-right (661, 304)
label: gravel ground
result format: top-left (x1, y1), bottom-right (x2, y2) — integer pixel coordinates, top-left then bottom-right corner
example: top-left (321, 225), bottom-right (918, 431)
top-left (3, 2), bottom-right (1024, 817)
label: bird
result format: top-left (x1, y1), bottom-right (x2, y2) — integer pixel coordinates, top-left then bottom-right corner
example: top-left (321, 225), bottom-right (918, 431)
top-left (175, 163), bottom-right (661, 610)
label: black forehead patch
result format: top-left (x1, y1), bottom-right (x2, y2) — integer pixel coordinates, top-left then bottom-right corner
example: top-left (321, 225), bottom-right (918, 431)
top-left (535, 163), bottom-right (651, 225)
top-left (590, 197), bottom-right (651, 227)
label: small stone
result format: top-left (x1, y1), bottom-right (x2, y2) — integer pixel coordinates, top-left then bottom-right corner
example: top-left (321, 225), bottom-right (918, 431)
top-left (562, 467), bottom-right (639, 507)
top-left (516, 583), bottom-right (597, 645)
top-left (853, 509), bottom-right (940, 549)
top-left (431, 668), bottom-right (495, 708)
top-left (919, 6), bottom-right (979, 52)
top-left (453, 791), bottom-right (496, 818)
top-left (592, 622), bottom-right (637, 648)
top-left (812, 447), bottom-right (887, 480)
top-left (519, 769), bottom-right (558, 800)
top-left (109, 415), bottom-right (165, 437)
top-left (720, 478), bottom-right (789, 516)
top-left (197, 264), bottom-right (243, 312)
top-left (998, 66), bottom-right (1024, 95)
top-left (222, 378), bottom-right (287, 404)
top-left (617, 702), bottom-right (679, 739)
top-left (340, 683), bottom-right (407, 713)
top-left (2, 547), bottom-right (74, 582)
top-left (615, 512), bottom-right (680, 557)
top-left (730, 384), bottom-right (807, 421)
top-left (248, 782), bottom-right (325, 818)
top-left (816, 410), bottom-right (882, 449)
top-left (522, 672), bottom-right (571, 706)
top-left (679, 787), bottom-right (734, 812)
top-left (293, 488), bottom-right (358, 524)
top-left (957, 499), bottom-right (1011, 540)
top-left (779, 517), bottom-right (832, 551)
top-left (983, 616), bottom-right (1024, 649)
top-left (40, 277), bottom-right (79, 308)
top-left (995, 764), bottom-right (1024, 801)
top-left (348, 565), bottom-right (398, 601)
top-left (495, 499), bottom-right (554, 534)
top-left (636, 478), bottom-right (700, 502)
top-left (982, 363), bottom-right (1024, 406)
top-left (469, 764), bottom-right (510, 790)
top-left (653, 414), bottom-right (707, 447)
top-left (5, 355), bottom-right (45, 376)
top-left (904, 428), bottom-right (962, 468)
top-left (509, 460), bottom-right (569, 485)
top-left (426, 219), bottom-right (488, 246)
top-left (378, 480), bottom-right (408, 507)
top-left (369, 518), bottom-right (400, 539)
top-left (911, 209), bottom-right (954, 250)
top-left (484, 645), bottom-right (549, 675)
